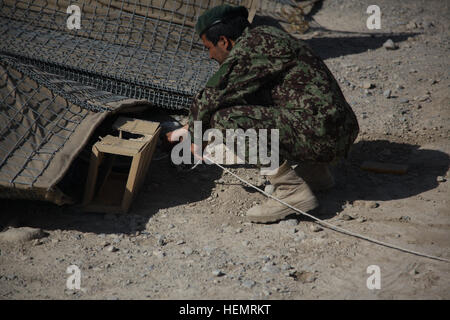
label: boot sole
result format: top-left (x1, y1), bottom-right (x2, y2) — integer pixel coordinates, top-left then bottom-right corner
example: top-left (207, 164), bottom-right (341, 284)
top-left (246, 197), bottom-right (318, 223)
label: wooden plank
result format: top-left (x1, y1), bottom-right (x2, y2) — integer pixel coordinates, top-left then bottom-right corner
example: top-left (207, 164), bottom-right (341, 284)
top-left (113, 117), bottom-right (160, 136)
top-left (121, 152), bottom-right (143, 212)
top-left (121, 126), bottom-right (161, 212)
top-left (361, 161), bottom-right (408, 175)
top-left (82, 146), bottom-right (103, 206)
top-left (138, 126), bottom-right (161, 191)
top-left (96, 135), bottom-right (146, 156)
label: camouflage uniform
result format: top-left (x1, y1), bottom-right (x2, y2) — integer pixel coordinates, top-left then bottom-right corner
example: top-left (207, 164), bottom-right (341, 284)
top-left (188, 25), bottom-right (359, 164)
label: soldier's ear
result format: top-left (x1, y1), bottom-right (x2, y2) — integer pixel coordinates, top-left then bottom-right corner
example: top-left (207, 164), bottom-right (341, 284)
top-left (218, 35), bottom-right (232, 51)
top-left (220, 36), bottom-right (233, 51)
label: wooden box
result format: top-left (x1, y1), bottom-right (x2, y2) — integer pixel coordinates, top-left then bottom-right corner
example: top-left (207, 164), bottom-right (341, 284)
top-left (83, 117), bottom-right (161, 213)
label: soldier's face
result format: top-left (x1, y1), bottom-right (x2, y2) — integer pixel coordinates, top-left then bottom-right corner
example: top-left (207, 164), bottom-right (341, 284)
top-left (201, 34), bottom-right (231, 65)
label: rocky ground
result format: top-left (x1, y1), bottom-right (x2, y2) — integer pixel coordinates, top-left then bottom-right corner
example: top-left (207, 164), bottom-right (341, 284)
top-left (0, 0), bottom-right (449, 300)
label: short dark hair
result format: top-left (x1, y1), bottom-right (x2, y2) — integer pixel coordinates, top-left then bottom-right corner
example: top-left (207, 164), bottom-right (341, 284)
top-left (203, 15), bottom-right (250, 46)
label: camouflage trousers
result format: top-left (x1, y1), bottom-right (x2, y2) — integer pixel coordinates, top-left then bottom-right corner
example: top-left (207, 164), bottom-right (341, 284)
top-left (209, 105), bottom-right (358, 166)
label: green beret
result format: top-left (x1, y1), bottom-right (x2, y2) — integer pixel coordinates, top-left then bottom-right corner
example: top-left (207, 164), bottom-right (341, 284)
top-left (195, 5), bottom-right (248, 37)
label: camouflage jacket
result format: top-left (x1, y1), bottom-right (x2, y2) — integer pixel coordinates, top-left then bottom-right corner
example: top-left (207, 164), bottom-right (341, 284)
top-left (188, 25), bottom-right (359, 161)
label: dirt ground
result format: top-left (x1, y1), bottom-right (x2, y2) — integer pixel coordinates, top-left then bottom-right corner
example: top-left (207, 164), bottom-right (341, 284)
top-left (0, 0), bottom-right (449, 300)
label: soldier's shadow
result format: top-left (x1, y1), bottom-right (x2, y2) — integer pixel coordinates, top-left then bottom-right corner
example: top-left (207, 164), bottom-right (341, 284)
top-left (252, 14), bottom-right (418, 60)
top-left (300, 140), bottom-right (449, 222)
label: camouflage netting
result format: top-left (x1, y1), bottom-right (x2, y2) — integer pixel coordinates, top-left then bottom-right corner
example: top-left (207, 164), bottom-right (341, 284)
top-left (0, 0), bottom-right (309, 204)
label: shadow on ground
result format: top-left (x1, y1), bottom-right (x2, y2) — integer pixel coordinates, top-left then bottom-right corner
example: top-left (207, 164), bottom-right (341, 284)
top-left (0, 143), bottom-right (223, 235)
top-left (1, 139), bottom-right (448, 233)
top-left (253, 14), bottom-right (419, 60)
top-left (309, 139), bottom-right (449, 220)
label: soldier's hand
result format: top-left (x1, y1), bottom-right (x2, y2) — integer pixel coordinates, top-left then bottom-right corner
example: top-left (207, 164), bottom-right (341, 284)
top-left (166, 124), bottom-right (189, 143)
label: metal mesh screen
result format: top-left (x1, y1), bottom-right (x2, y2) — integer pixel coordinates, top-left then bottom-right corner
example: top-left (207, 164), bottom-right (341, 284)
top-left (0, 0), bottom-right (307, 110)
top-left (0, 0), bottom-right (308, 199)
top-left (0, 53), bottom-right (142, 190)
top-left (0, 0), bottom-right (250, 110)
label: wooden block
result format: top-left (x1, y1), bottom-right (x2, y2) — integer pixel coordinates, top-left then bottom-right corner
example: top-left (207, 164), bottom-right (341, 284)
top-left (83, 118), bottom-right (161, 214)
top-left (361, 161), bottom-right (408, 175)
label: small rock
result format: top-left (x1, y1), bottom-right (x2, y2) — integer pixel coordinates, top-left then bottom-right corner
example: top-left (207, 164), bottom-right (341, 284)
top-left (176, 240), bottom-right (185, 245)
top-left (417, 95), bottom-right (431, 102)
top-left (297, 271), bottom-right (316, 283)
top-left (153, 250), bottom-right (165, 258)
top-left (168, 224), bottom-right (175, 229)
top-left (310, 225), bottom-right (323, 232)
top-left (183, 247), bottom-right (193, 256)
top-left (362, 81), bottom-right (374, 89)
top-left (366, 201), bottom-right (379, 209)
top-left (0, 227), bottom-right (47, 243)
top-left (242, 280), bottom-right (256, 289)
top-left (264, 184), bottom-right (275, 195)
top-left (437, 176), bottom-right (446, 183)
top-left (100, 241), bottom-right (110, 247)
top-left (399, 98), bottom-right (409, 104)
top-left (357, 217), bottom-right (367, 223)
top-left (279, 219), bottom-right (298, 227)
top-left (383, 39), bottom-right (398, 50)
top-left (262, 263), bottom-right (280, 274)
top-left (281, 264), bottom-right (292, 271)
top-left (242, 240), bottom-right (250, 246)
top-left (212, 270), bottom-right (225, 277)
top-left (383, 89), bottom-right (392, 98)
top-left (32, 239), bottom-right (43, 246)
top-left (156, 235), bottom-right (166, 246)
top-left (406, 21), bottom-right (417, 29)
top-left (106, 245), bottom-right (119, 253)
top-left (339, 213), bottom-right (354, 221)
top-left (262, 289), bottom-right (271, 296)
top-left (294, 232), bottom-right (307, 242)
top-left (409, 268), bottom-right (419, 276)
top-left (399, 216), bottom-right (411, 222)
top-left (257, 176), bottom-right (267, 186)
top-left (203, 246), bottom-right (216, 255)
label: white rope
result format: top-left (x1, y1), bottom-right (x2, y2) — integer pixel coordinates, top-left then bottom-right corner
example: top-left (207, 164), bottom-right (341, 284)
top-left (198, 156), bottom-right (450, 264)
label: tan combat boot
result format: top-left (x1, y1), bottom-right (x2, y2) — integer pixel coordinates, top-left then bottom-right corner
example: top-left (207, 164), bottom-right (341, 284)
top-left (246, 161), bottom-right (318, 223)
top-left (294, 163), bottom-right (335, 192)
